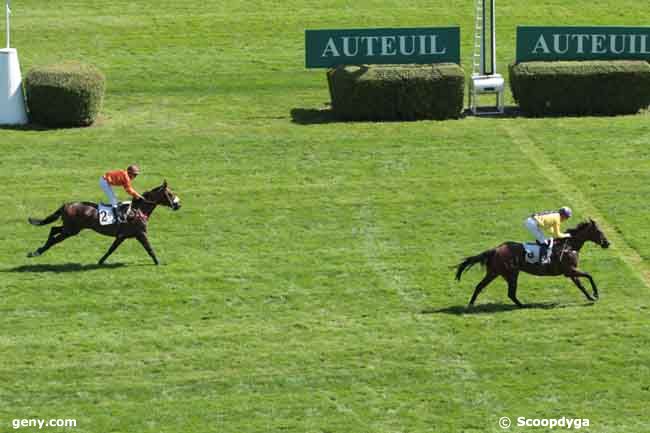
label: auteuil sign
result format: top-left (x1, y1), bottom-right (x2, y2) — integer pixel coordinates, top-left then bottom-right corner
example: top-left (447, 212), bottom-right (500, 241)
top-left (305, 27), bottom-right (460, 68)
top-left (517, 26), bottom-right (650, 62)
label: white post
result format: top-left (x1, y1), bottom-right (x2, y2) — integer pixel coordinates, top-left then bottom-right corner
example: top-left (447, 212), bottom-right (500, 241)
top-left (5, 0), bottom-right (9, 48)
top-left (469, 0), bottom-right (505, 115)
top-left (490, 0), bottom-right (497, 74)
top-left (479, 0), bottom-right (486, 75)
top-left (0, 0), bottom-right (28, 125)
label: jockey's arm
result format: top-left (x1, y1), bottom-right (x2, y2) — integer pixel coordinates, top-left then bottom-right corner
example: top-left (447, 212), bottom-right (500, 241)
top-left (550, 221), bottom-right (570, 238)
top-left (124, 185), bottom-right (144, 201)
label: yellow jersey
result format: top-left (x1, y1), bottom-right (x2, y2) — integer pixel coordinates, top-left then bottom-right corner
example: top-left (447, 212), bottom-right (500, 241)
top-left (533, 212), bottom-right (570, 238)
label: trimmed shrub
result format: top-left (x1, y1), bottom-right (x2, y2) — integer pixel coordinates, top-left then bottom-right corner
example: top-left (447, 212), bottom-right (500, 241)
top-left (327, 63), bottom-right (465, 121)
top-left (509, 60), bottom-right (650, 116)
top-left (25, 62), bottom-right (106, 127)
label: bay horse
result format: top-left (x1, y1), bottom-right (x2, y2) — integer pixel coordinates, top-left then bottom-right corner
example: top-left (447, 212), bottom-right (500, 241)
top-left (455, 219), bottom-right (610, 307)
top-left (27, 181), bottom-right (181, 265)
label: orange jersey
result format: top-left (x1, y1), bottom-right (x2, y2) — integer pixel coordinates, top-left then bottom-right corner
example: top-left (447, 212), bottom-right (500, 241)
top-left (103, 170), bottom-right (140, 198)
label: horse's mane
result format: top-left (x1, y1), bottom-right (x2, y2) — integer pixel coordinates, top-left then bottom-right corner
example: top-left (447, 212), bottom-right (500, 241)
top-left (566, 220), bottom-right (593, 235)
top-left (143, 183), bottom-right (166, 195)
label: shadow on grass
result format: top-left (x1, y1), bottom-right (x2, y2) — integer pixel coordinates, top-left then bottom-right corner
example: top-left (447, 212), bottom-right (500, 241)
top-left (290, 108), bottom-right (340, 125)
top-left (463, 106), bottom-right (524, 118)
top-left (0, 123), bottom-right (73, 132)
top-left (423, 301), bottom-right (596, 315)
top-left (3, 262), bottom-right (126, 273)
top-left (0, 116), bottom-right (107, 132)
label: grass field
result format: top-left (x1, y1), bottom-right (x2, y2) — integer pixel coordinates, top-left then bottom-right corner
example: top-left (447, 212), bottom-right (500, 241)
top-left (2, 1), bottom-right (650, 432)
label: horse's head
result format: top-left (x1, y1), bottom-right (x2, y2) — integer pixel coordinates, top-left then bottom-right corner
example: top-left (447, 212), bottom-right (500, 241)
top-left (590, 219), bottom-right (610, 249)
top-left (571, 219), bottom-right (609, 249)
top-left (143, 180), bottom-right (181, 211)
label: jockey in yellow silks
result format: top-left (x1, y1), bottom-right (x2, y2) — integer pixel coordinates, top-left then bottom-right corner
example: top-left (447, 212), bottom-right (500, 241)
top-left (524, 207), bottom-right (572, 264)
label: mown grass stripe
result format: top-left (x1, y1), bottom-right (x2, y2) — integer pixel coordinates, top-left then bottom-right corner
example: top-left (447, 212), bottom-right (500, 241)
top-left (503, 122), bottom-right (650, 288)
top-left (359, 204), bottom-right (423, 311)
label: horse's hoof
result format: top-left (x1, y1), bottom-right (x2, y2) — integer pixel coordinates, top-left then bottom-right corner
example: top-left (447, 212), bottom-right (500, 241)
top-left (27, 251), bottom-right (40, 258)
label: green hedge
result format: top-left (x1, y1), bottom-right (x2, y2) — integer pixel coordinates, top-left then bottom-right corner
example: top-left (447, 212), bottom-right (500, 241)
top-left (509, 61), bottom-right (650, 116)
top-left (327, 63), bottom-right (465, 121)
top-left (24, 62), bottom-right (106, 127)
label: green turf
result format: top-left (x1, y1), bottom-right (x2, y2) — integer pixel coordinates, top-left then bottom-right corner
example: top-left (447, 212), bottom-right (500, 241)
top-left (1, 1), bottom-right (649, 432)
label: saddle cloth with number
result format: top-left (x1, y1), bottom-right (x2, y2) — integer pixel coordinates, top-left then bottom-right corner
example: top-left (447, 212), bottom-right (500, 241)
top-left (523, 242), bottom-right (542, 264)
top-left (97, 202), bottom-right (131, 226)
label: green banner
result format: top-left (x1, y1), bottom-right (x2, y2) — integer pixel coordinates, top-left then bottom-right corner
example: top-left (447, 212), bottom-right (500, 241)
top-left (305, 27), bottom-right (460, 68)
top-left (517, 26), bottom-right (650, 63)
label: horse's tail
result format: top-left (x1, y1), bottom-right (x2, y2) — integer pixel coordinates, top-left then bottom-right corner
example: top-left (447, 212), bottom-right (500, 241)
top-left (28, 205), bottom-right (64, 226)
top-left (455, 249), bottom-right (495, 281)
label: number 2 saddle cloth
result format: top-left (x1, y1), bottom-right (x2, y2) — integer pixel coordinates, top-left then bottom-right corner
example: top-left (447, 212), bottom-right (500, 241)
top-left (97, 202), bottom-right (132, 226)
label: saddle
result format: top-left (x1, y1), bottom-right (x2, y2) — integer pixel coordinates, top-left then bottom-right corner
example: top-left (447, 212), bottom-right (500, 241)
top-left (523, 240), bottom-right (571, 265)
top-left (523, 243), bottom-right (543, 264)
top-left (523, 241), bottom-right (554, 265)
top-left (97, 202), bottom-right (132, 226)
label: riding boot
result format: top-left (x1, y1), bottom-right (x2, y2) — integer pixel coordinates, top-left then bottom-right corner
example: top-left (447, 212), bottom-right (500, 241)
top-left (112, 206), bottom-right (122, 224)
top-left (541, 240), bottom-right (552, 265)
top-left (538, 244), bottom-right (546, 264)
top-left (535, 240), bottom-right (546, 265)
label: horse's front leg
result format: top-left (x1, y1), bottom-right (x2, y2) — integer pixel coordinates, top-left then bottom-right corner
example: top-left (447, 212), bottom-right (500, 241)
top-left (98, 236), bottom-right (126, 265)
top-left (570, 276), bottom-right (596, 302)
top-left (135, 232), bottom-right (159, 265)
top-left (567, 269), bottom-right (599, 299)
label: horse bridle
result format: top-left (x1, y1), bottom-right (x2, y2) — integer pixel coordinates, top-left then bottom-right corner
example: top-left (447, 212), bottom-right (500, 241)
top-left (141, 185), bottom-right (176, 208)
top-left (163, 188), bottom-right (174, 208)
top-left (162, 188), bottom-right (176, 208)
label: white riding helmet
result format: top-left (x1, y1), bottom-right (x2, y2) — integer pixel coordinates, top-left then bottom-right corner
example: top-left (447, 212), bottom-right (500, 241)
top-left (559, 206), bottom-right (572, 218)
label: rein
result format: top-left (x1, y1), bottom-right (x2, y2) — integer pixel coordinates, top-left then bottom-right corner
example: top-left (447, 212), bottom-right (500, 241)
top-left (127, 184), bottom-right (175, 223)
top-left (559, 243), bottom-right (571, 262)
top-left (132, 193), bottom-right (157, 220)
top-left (555, 221), bottom-right (598, 260)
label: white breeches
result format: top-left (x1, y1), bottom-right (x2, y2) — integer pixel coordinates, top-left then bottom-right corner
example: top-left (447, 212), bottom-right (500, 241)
top-left (99, 177), bottom-right (118, 207)
top-left (525, 217), bottom-right (548, 243)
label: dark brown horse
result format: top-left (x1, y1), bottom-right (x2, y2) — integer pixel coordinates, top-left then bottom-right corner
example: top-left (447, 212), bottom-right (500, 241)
top-left (455, 219), bottom-right (610, 307)
top-left (27, 181), bottom-right (181, 265)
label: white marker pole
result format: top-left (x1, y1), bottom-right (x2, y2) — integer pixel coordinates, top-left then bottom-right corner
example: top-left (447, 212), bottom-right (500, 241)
top-left (0, 0), bottom-right (28, 125)
top-left (5, 0), bottom-right (9, 48)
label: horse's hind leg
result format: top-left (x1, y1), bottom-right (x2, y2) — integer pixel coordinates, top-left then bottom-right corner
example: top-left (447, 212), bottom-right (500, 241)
top-left (28, 228), bottom-right (77, 257)
top-left (468, 272), bottom-right (497, 306)
top-left (506, 272), bottom-right (524, 307)
top-left (28, 226), bottom-right (62, 257)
